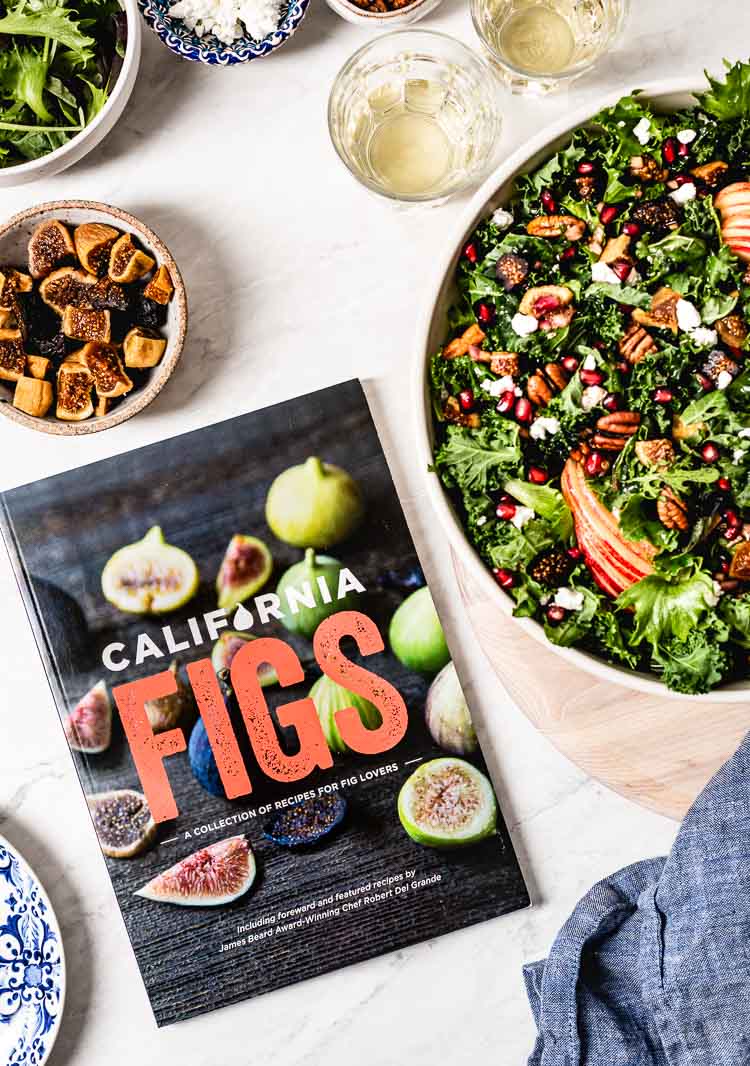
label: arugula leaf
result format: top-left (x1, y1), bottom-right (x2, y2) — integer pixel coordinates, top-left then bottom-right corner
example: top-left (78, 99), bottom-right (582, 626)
top-left (583, 281), bottom-right (651, 308)
top-left (0, 48), bottom-right (52, 122)
top-left (434, 425), bottom-right (521, 494)
top-left (616, 562), bottom-right (719, 653)
top-left (699, 59), bottom-right (750, 120)
top-left (503, 479), bottom-right (573, 541)
top-left (0, 4), bottom-right (94, 53)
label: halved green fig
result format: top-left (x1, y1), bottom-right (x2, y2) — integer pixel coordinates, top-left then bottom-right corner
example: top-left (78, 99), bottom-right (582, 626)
top-left (210, 631), bottom-right (278, 686)
top-left (277, 549), bottom-right (362, 639)
top-left (101, 526), bottom-right (199, 615)
top-left (398, 758), bottom-right (496, 848)
top-left (308, 674), bottom-right (381, 754)
top-left (389, 587), bottom-right (450, 675)
top-left (63, 680), bottom-right (111, 753)
top-left (145, 661), bottom-right (194, 733)
top-left (265, 456), bottom-right (364, 549)
top-left (87, 788), bottom-right (156, 858)
top-left (216, 535), bottom-right (273, 611)
top-left (135, 835), bottom-right (256, 906)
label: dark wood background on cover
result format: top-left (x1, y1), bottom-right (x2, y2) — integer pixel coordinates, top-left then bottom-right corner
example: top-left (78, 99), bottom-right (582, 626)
top-left (1, 380), bottom-right (529, 1026)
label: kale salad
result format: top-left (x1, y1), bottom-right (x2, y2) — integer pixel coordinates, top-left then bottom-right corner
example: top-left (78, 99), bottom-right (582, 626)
top-left (430, 60), bottom-right (750, 695)
top-left (0, 0), bottom-right (127, 167)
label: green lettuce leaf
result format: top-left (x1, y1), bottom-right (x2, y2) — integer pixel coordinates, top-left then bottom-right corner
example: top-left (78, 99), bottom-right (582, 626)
top-left (699, 59), bottom-right (750, 120)
top-left (616, 562), bottom-right (719, 652)
top-left (503, 479), bottom-right (573, 541)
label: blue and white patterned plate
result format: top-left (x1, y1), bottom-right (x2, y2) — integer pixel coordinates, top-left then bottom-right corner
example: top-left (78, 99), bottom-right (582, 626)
top-left (0, 837), bottom-right (65, 1066)
top-left (138, 0), bottom-right (311, 64)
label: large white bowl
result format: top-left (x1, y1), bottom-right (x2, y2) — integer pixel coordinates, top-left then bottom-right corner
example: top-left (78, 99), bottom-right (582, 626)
top-left (0, 0), bottom-right (141, 188)
top-left (414, 79), bottom-right (750, 703)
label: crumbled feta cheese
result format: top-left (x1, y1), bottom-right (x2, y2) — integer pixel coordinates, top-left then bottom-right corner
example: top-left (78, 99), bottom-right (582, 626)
top-left (670, 182), bottom-right (697, 205)
top-left (591, 261), bottom-right (621, 285)
top-left (582, 352), bottom-right (598, 371)
top-left (510, 506), bottom-right (535, 530)
top-left (677, 129), bottom-right (697, 144)
top-left (633, 117), bottom-right (651, 145)
top-left (481, 375), bottom-right (515, 398)
top-left (514, 386), bottom-right (523, 397)
top-left (617, 120), bottom-right (626, 128)
top-left (511, 312), bottom-right (538, 337)
top-left (582, 385), bottom-right (607, 410)
top-left (706, 581), bottom-right (723, 607)
top-left (170, 0), bottom-right (281, 42)
top-left (717, 370), bottom-right (733, 390)
top-left (733, 448), bottom-right (746, 463)
top-left (476, 516), bottom-right (487, 527)
top-left (553, 587), bottom-right (585, 611)
top-left (690, 327), bottom-right (718, 348)
top-left (491, 207), bottom-right (514, 230)
top-left (738, 428), bottom-right (750, 439)
top-left (676, 298), bottom-right (701, 332)
top-left (529, 416), bottom-right (560, 441)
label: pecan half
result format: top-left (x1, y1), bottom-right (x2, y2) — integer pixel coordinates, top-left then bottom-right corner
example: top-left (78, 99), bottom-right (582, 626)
top-left (635, 438), bottom-right (675, 469)
top-left (592, 434), bottom-right (630, 452)
top-left (527, 372), bottom-right (553, 406)
top-left (443, 323), bottom-right (485, 358)
top-left (591, 411), bottom-right (640, 451)
top-left (716, 313), bottom-right (748, 349)
top-left (619, 320), bottom-right (658, 364)
top-left (657, 486), bottom-right (689, 532)
top-left (544, 362), bottom-right (569, 391)
top-left (527, 215), bottom-right (586, 241)
top-left (691, 160), bottom-right (729, 187)
top-left (443, 395), bottom-right (480, 428)
top-left (633, 287), bottom-right (680, 334)
top-left (629, 154), bottom-right (668, 182)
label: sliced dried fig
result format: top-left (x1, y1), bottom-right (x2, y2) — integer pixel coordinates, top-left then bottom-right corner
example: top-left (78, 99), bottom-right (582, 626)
top-left (56, 362), bottom-right (94, 421)
top-left (109, 233), bottom-right (155, 284)
top-left (0, 329), bottom-right (26, 382)
top-left (123, 326), bottom-right (166, 368)
top-left (26, 354), bottom-right (50, 380)
top-left (143, 265), bottom-right (174, 305)
top-left (28, 220), bottom-right (75, 279)
top-left (13, 377), bottom-right (52, 417)
top-left (39, 267), bottom-right (96, 314)
top-left (79, 342), bottom-right (133, 399)
top-left (62, 306), bottom-right (111, 344)
top-left (74, 223), bottom-right (119, 276)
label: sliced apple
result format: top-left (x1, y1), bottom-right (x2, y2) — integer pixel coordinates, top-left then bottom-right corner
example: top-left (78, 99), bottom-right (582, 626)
top-left (561, 459), bottom-right (656, 598)
top-left (715, 182), bottom-right (750, 262)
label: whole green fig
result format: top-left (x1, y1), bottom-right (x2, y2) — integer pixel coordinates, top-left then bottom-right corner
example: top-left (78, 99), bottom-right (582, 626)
top-left (308, 674), bottom-right (381, 754)
top-left (277, 549), bottom-right (362, 639)
top-left (266, 457), bottom-right (364, 549)
top-left (389, 587), bottom-right (450, 674)
top-left (425, 662), bottom-right (477, 756)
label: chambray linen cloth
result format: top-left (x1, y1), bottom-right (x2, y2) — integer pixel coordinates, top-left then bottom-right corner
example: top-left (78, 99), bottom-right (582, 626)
top-left (524, 730), bottom-right (750, 1065)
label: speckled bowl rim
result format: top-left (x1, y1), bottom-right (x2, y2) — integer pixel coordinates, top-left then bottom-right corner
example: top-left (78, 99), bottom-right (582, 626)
top-left (0, 200), bottom-right (188, 437)
top-left (325, 0), bottom-right (441, 24)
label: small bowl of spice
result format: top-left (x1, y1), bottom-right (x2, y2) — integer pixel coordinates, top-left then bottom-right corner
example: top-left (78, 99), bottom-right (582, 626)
top-left (325, 0), bottom-right (441, 27)
top-left (138, 0), bottom-right (310, 63)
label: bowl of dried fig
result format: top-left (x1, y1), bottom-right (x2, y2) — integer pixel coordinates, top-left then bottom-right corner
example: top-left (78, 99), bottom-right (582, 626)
top-left (0, 200), bottom-right (188, 435)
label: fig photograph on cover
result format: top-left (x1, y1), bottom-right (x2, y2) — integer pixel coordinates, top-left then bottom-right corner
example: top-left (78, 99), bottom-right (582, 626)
top-left (0, 380), bottom-right (528, 1026)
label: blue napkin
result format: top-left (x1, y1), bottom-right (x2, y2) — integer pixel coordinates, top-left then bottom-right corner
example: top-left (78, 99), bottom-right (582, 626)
top-left (524, 732), bottom-right (750, 1065)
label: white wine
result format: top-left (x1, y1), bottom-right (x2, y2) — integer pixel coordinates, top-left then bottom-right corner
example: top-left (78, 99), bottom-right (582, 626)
top-left (368, 109), bottom-right (453, 197)
top-left (496, 4), bottom-right (576, 75)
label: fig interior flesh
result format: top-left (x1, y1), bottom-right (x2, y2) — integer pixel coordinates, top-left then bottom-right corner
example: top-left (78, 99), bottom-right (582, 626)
top-left (215, 534), bottom-right (273, 612)
top-left (264, 795), bottom-right (347, 847)
top-left (63, 679), bottom-right (111, 754)
top-left (101, 525), bottom-right (199, 615)
top-left (135, 835), bottom-right (256, 906)
top-left (87, 789), bottom-right (156, 859)
top-left (398, 758), bottom-right (497, 848)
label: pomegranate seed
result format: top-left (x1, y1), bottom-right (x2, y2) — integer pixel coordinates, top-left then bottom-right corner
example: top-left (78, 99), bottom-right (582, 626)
top-left (493, 568), bottom-right (515, 590)
top-left (458, 389), bottom-right (475, 412)
top-left (725, 509), bottom-right (742, 529)
top-left (674, 173), bottom-right (693, 186)
top-left (463, 241), bottom-right (479, 264)
top-left (541, 189), bottom-right (556, 213)
top-left (623, 221), bottom-right (640, 237)
top-left (546, 605), bottom-right (566, 625)
top-left (562, 355), bottom-right (579, 373)
top-left (580, 368), bottom-right (604, 386)
top-left (496, 391), bottom-right (515, 414)
top-left (696, 372), bottom-right (714, 391)
top-left (534, 294), bottom-right (561, 315)
top-left (701, 442), bottom-right (720, 464)
top-left (514, 397), bottom-right (533, 424)
top-left (663, 137), bottom-right (678, 165)
top-left (600, 204), bottom-right (619, 225)
top-left (602, 392), bottom-right (620, 412)
top-left (496, 502), bottom-right (516, 521)
top-left (498, 494), bottom-right (514, 505)
top-left (528, 466), bottom-right (549, 484)
top-left (593, 340), bottom-right (606, 350)
top-left (720, 558), bottom-right (731, 574)
top-left (611, 259), bottom-right (632, 282)
top-left (725, 525), bottom-right (741, 542)
top-left (560, 245), bottom-right (577, 261)
top-left (476, 301), bottom-right (495, 325)
top-left (616, 360), bottom-right (631, 374)
top-left (577, 161), bottom-right (595, 175)
top-left (718, 477), bottom-right (731, 492)
top-left (585, 451), bottom-right (605, 477)
top-left (567, 547), bottom-right (583, 561)
top-left (533, 259), bottom-right (543, 271)
top-left (678, 141), bottom-right (690, 158)
top-left (653, 387), bottom-right (674, 404)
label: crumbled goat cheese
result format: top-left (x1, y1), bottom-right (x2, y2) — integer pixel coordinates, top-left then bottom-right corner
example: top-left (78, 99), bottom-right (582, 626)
top-left (481, 375), bottom-right (515, 398)
top-left (670, 182), bottom-right (697, 205)
top-left (717, 370), bottom-right (733, 391)
top-left (738, 428), bottom-right (750, 439)
top-left (169, 0), bottom-right (281, 43)
top-left (677, 129), bottom-right (697, 144)
top-left (706, 581), bottom-right (723, 607)
top-left (491, 208), bottom-right (514, 230)
top-left (511, 506), bottom-right (535, 530)
top-left (476, 516), bottom-right (487, 527)
top-left (690, 327), bottom-right (718, 348)
top-left (582, 385), bottom-right (607, 410)
top-left (582, 352), bottom-right (598, 371)
top-left (553, 587), bottom-right (585, 611)
top-left (676, 298), bottom-right (701, 332)
top-left (511, 312), bottom-right (538, 337)
top-left (591, 260), bottom-right (621, 285)
top-left (633, 117), bottom-right (651, 145)
top-left (530, 416), bottom-right (560, 440)
top-left (733, 448), bottom-right (746, 463)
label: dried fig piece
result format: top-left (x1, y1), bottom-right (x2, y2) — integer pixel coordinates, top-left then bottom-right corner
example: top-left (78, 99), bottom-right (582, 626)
top-left (108, 233), bottom-right (155, 283)
top-left (56, 362), bottom-right (93, 421)
top-left (39, 267), bottom-right (96, 314)
top-left (13, 377), bottom-right (52, 417)
top-left (629, 154), bottom-right (668, 182)
top-left (529, 549), bottom-right (572, 587)
top-left (599, 235), bottom-right (631, 264)
top-left (519, 284), bottom-right (574, 317)
top-left (80, 342), bottom-right (133, 399)
top-left (143, 265), bottom-right (174, 305)
top-left (95, 396), bottom-right (110, 417)
top-left (631, 198), bottom-right (680, 234)
top-left (89, 276), bottom-right (129, 312)
top-left (703, 349), bottom-right (739, 385)
top-left (635, 438), bottom-right (675, 469)
top-left (26, 354), bottom-right (50, 380)
top-left (62, 306), bottom-right (111, 343)
top-left (716, 313), bottom-right (748, 349)
top-left (729, 542), bottom-right (750, 580)
top-left (443, 323), bottom-right (485, 358)
top-left (38, 333), bottom-right (66, 361)
top-left (633, 287), bottom-right (680, 334)
top-left (74, 223), bottom-right (119, 276)
top-left (28, 220), bottom-right (75, 279)
top-left (691, 161), bottom-right (729, 187)
top-left (0, 329), bottom-right (26, 381)
top-left (123, 326), bottom-right (166, 368)
top-left (495, 253), bottom-right (529, 291)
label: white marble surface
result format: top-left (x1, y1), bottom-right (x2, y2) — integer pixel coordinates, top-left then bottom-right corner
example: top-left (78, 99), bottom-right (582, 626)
top-left (0, 1), bottom-right (745, 1062)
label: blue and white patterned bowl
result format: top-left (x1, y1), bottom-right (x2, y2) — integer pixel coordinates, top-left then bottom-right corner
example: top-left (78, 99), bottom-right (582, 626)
top-left (138, 0), bottom-right (310, 64)
top-left (0, 837), bottom-right (65, 1066)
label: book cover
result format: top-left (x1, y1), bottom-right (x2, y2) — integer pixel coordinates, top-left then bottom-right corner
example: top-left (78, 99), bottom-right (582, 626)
top-left (0, 380), bottom-right (529, 1026)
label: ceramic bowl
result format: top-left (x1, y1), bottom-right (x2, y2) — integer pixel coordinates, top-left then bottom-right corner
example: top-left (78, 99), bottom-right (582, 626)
top-left (413, 79), bottom-right (750, 703)
top-left (324, 0), bottom-right (443, 29)
top-left (0, 0), bottom-right (141, 188)
top-left (0, 200), bottom-right (188, 437)
top-left (138, 0), bottom-right (310, 64)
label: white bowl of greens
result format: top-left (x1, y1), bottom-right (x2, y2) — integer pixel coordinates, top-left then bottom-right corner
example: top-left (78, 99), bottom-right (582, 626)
top-left (415, 62), bottom-right (750, 700)
top-left (0, 0), bottom-right (141, 186)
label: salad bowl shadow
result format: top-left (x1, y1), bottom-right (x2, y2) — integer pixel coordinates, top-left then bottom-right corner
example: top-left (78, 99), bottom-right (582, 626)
top-left (138, 0), bottom-right (310, 64)
top-left (0, 0), bottom-right (141, 188)
top-left (413, 79), bottom-right (750, 703)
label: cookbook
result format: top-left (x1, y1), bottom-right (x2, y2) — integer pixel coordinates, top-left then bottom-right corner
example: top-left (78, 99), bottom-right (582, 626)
top-left (0, 379), bottom-right (528, 1026)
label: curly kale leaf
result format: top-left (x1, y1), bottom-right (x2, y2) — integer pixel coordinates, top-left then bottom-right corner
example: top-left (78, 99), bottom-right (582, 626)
top-left (654, 624), bottom-right (731, 694)
top-left (434, 424), bottom-right (522, 494)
